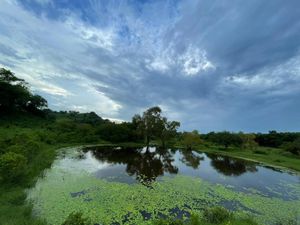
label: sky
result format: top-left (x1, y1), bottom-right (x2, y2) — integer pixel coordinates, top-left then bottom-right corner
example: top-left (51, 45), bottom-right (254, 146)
top-left (0, 0), bottom-right (300, 132)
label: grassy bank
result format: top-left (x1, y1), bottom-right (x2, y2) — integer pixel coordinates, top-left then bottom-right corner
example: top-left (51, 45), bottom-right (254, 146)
top-left (190, 144), bottom-right (300, 173)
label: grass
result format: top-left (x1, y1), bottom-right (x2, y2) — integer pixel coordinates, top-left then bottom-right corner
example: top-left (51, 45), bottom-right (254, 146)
top-left (189, 144), bottom-right (300, 173)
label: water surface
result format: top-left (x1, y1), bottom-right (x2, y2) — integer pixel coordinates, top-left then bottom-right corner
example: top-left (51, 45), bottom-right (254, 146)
top-left (28, 146), bottom-right (300, 224)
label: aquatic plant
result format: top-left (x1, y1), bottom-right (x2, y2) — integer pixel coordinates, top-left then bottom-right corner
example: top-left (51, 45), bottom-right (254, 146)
top-left (27, 164), bottom-right (300, 225)
top-left (202, 207), bottom-right (231, 224)
top-left (61, 212), bottom-right (91, 225)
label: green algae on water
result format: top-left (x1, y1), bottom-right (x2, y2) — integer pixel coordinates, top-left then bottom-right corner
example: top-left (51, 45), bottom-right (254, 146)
top-left (27, 173), bottom-right (300, 224)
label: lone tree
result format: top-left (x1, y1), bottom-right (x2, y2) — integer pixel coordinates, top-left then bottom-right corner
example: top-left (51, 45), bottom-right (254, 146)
top-left (132, 106), bottom-right (180, 147)
top-left (159, 117), bottom-right (180, 148)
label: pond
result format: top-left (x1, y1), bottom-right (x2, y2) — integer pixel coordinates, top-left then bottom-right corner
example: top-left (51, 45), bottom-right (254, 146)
top-left (27, 146), bottom-right (300, 225)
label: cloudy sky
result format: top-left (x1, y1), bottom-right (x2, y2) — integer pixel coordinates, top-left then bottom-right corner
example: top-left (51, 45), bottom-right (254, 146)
top-left (0, 0), bottom-right (300, 132)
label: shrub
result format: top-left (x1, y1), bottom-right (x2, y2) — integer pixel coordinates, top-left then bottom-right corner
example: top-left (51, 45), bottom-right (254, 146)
top-left (284, 138), bottom-right (300, 155)
top-left (37, 131), bottom-right (56, 144)
top-left (7, 141), bottom-right (40, 160)
top-left (190, 213), bottom-right (201, 225)
top-left (61, 212), bottom-right (91, 225)
top-left (181, 131), bottom-right (202, 150)
top-left (202, 207), bottom-right (231, 224)
top-left (0, 152), bottom-right (27, 183)
top-left (24, 141), bottom-right (41, 159)
top-left (7, 191), bottom-right (26, 205)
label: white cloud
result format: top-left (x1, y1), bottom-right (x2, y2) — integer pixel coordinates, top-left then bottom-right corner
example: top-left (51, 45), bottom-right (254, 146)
top-left (64, 16), bottom-right (115, 51)
top-left (223, 54), bottom-right (300, 95)
top-left (180, 46), bottom-right (215, 76)
top-left (145, 45), bottom-right (215, 76)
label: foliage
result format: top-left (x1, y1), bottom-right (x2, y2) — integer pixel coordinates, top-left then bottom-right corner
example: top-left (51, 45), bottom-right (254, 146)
top-left (238, 133), bottom-right (258, 150)
top-left (255, 131), bottom-right (300, 148)
top-left (0, 68), bottom-right (48, 116)
top-left (96, 122), bottom-right (139, 143)
top-left (133, 106), bottom-right (163, 145)
top-left (62, 212), bottom-right (91, 225)
top-left (202, 207), bottom-right (231, 224)
top-left (159, 118), bottom-right (180, 147)
top-left (133, 106), bottom-right (180, 146)
top-left (0, 152), bottom-right (27, 183)
top-left (283, 138), bottom-right (300, 155)
top-left (203, 132), bottom-right (243, 149)
top-left (181, 130), bottom-right (202, 150)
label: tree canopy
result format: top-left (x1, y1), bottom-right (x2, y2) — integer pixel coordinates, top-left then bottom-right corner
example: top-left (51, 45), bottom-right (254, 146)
top-left (132, 106), bottom-right (180, 147)
top-left (0, 68), bottom-right (48, 115)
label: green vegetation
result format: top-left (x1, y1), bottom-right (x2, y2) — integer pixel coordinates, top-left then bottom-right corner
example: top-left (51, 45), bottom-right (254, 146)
top-left (132, 106), bottom-right (180, 147)
top-left (183, 131), bottom-right (300, 172)
top-left (61, 212), bottom-right (91, 225)
top-left (180, 130), bottom-right (202, 150)
top-left (202, 207), bottom-right (231, 224)
top-left (283, 137), bottom-right (300, 155)
top-left (62, 208), bottom-right (259, 225)
top-left (193, 145), bottom-right (300, 172)
top-left (150, 207), bottom-right (258, 225)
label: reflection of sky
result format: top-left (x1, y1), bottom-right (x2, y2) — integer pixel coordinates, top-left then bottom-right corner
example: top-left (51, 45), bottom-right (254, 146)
top-left (55, 151), bottom-right (111, 174)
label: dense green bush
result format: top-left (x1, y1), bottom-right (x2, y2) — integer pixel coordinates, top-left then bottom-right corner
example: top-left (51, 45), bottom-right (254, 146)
top-left (61, 212), bottom-right (91, 225)
top-left (180, 131), bottom-right (202, 150)
top-left (0, 151), bottom-right (27, 183)
top-left (24, 141), bottom-right (41, 159)
top-left (202, 207), bottom-right (231, 224)
top-left (203, 132), bottom-right (243, 149)
top-left (283, 138), bottom-right (300, 155)
top-left (255, 131), bottom-right (300, 148)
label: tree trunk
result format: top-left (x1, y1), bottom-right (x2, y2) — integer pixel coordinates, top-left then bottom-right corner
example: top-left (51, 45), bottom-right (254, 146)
top-left (146, 135), bottom-right (150, 147)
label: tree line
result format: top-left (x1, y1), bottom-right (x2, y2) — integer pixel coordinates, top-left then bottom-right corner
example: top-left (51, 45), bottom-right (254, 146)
top-left (0, 67), bottom-right (299, 154)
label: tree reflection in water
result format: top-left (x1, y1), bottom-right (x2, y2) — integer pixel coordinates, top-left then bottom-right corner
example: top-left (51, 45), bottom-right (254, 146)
top-left (82, 147), bottom-right (258, 186)
top-left (207, 154), bottom-right (258, 176)
top-left (179, 150), bottom-right (204, 169)
top-left (84, 146), bottom-right (179, 187)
